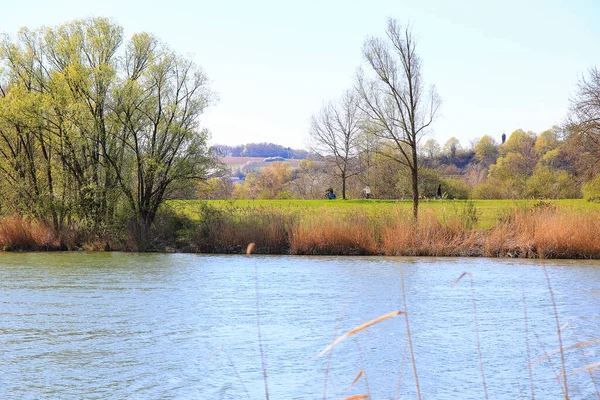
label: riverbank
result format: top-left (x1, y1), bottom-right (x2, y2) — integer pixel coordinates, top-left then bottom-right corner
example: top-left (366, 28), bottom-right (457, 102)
top-left (2, 200), bottom-right (600, 259)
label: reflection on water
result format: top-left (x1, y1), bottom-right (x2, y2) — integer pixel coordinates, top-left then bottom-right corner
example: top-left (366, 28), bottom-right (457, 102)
top-left (0, 252), bottom-right (599, 399)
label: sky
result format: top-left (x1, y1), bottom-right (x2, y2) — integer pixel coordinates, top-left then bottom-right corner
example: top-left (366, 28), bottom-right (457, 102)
top-left (2, 0), bottom-right (600, 150)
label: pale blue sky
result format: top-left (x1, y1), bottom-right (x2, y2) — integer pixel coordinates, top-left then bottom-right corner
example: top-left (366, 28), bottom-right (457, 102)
top-left (3, 0), bottom-right (599, 149)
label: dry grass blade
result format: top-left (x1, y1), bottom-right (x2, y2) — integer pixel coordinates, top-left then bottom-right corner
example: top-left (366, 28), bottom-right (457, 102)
top-left (453, 271), bottom-right (488, 400)
top-left (560, 322), bottom-right (570, 332)
top-left (573, 362), bottom-right (600, 375)
top-left (530, 339), bottom-right (600, 367)
top-left (344, 395), bottom-right (369, 400)
top-left (205, 346), bottom-right (251, 399)
top-left (452, 271), bottom-right (472, 287)
top-left (348, 369), bottom-right (365, 391)
top-left (317, 310), bottom-right (404, 357)
top-left (207, 346), bottom-right (222, 360)
top-left (250, 240), bottom-right (269, 399)
top-left (323, 297), bottom-right (350, 400)
top-left (544, 266), bottom-right (569, 399)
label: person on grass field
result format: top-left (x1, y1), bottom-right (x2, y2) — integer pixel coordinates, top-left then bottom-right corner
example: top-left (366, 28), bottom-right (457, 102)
top-left (325, 187), bottom-right (336, 199)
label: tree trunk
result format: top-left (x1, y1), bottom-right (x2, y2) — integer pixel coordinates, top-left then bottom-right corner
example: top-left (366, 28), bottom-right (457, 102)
top-left (342, 171), bottom-right (347, 200)
top-left (412, 147), bottom-right (419, 220)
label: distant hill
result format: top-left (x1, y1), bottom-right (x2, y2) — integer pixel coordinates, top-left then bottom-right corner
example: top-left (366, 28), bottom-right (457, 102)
top-left (221, 157), bottom-right (302, 169)
top-left (212, 142), bottom-right (309, 159)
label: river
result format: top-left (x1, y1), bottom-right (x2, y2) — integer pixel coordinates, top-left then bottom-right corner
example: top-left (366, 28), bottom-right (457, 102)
top-left (0, 253), bottom-right (598, 399)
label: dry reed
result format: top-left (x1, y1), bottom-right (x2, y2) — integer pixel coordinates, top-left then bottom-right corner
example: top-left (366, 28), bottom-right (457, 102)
top-left (289, 211), bottom-right (379, 255)
top-left (544, 266), bottom-right (569, 399)
top-left (207, 347), bottom-right (251, 399)
top-left (194, 205), bottom-right (290, 254)
top-left (400, 267), bottom-right (421, 400)
top-left (247, 241), bottom-right (269, 399)
top-left (453, 272), bottom-right (488, 400)
top-left (317, 311), bottom-right (404, 357)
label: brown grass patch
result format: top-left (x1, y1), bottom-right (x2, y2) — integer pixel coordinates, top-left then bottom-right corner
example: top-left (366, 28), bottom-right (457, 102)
top-left (193, 204), bottom-right (291, 254)
top-left (0, 215), bottom-right (58, 250)
top-left (289, 211), bottom-right (379, 255)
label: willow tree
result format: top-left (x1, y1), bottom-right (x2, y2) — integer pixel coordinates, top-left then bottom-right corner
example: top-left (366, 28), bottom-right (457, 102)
top-left (0, 18), bottom-right (215, 247)
top-left (109, 33), bottom-right (214, 248)
top-left (357, 19), bottom-right (440, 219)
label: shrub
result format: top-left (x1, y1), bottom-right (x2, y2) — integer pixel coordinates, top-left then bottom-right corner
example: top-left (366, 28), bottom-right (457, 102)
top-left (582, 174), bottom-right (600, 202)
top-left (442, 178), bottom-right (471, 199)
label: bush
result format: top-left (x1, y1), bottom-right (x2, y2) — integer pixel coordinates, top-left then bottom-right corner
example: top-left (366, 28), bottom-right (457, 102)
top-left (582, 174), bottom-right (600, 202)
top-left (526, 168), bottom-right (581, 199)
top-left (442, 178), bottom-right (471, 199)
top-left (471, 179), bottom-right (506, 199)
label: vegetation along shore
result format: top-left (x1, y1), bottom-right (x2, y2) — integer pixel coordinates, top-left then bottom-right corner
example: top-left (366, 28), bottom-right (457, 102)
top-left (1, 199), bottom-right (600, 259)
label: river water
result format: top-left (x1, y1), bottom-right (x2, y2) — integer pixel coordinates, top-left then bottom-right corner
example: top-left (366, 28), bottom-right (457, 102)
top-left (0, 253), bottom-right (598, 399)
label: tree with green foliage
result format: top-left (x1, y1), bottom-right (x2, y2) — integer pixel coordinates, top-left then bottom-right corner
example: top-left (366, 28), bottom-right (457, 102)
top-left (421, 138), bottom-right (441, 160)
top-left (443, 137), bottom-right (461, 161)
top-left (473, 135), bottom-right (498, 166)
top-left (582, 174), bottom-right (600, 201)
top-left (357, 19), bottom-right (440, 219)
top-left (0, 18), bottom-right (215, 248)
top-left (526, 167), bottom-right (580, 199)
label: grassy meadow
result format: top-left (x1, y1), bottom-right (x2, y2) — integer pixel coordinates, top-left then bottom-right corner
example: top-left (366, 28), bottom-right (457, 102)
top-left (168, 198), bottom-right (600, 228)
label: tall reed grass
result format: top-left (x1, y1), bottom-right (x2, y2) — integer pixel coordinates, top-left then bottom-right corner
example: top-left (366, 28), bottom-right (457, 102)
top-left (190, 202), bottom-right (600, 258)
top-left (0, 214), bottom-right (112, 251)
top-left (3, 202), bottom-right (600, 258)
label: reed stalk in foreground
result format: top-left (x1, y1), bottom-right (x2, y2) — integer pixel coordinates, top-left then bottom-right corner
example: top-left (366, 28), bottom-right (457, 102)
top-left (208, 347), bottom-right (251, 399)
top-left (401, 267), bottom-right (422, 400)
top-left (323, 297), bottom-right (350, 400)
top-left (522, 282), bottom-right (535, 400)
top-left (544, 266), bottom-right (569, 399)
top-left (317, 310), bottom-right (404, 357)
top-left (247, 242), bottom-right (270, 400)
top-left (395, 341), bottom-right (409, 400)
top-left (453, 272), bottom-right (488, 400)
top-left (573, 332), bottom-right (600, 399)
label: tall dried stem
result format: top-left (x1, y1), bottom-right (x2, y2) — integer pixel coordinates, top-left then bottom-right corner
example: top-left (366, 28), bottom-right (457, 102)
top-left (401, 267), bottom-right (422, 400)
top-left (543, 266), bottom-right (569, 399)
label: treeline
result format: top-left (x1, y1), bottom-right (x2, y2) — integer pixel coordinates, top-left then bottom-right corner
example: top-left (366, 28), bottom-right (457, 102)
top-left (200, 125), bottom-right (599, 201)
top-left (213, 142), bottom-right (309, 159)
top-left (0, 18), bottom-right (215, 249)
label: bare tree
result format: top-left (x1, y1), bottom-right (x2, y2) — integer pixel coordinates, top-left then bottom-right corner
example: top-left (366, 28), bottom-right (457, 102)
top-left (568, 67), bottom-right (600, 163)
top-left (357, 19), bottom-right (440, 218)
top-left (309, 89), bottom-right (362, 199)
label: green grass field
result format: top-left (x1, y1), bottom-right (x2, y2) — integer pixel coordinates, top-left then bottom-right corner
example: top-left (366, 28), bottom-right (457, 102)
top-left (167, 199), bottom-right (600, 229)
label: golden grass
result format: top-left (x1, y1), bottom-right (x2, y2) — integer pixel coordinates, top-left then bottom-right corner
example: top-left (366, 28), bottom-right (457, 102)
top-left (348, 369), bottom-right (365, 390)
top-left (289, 212), bottom-right (380, 255)
top-left (0, 214), bottom-right (116, 251)
top-left (530, 338), bottom-right (600, 367)
top-left (574, 362), bottom-right (600, 375)
top-left (0, 215), bottom-right (58, 250)
top-left (193, 205), bottom-right (290, 254)
top-left (185, 203), bottom-right (600, 257)
top-left (317, 310), bottom-right (404, 358)
top-left (4, 202), bottom-right (600, 258)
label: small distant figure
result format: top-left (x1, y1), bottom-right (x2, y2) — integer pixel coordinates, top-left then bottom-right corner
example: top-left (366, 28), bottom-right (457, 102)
top-left (325, 187), bottom-right (336, 200)
top-left (362, 185), bottom-right (373, 199)
top-left (501, 132), bottom-right (506, 144)
top-left (437, 184), bottom-right (442, 199)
